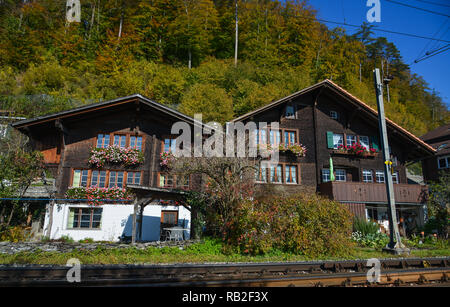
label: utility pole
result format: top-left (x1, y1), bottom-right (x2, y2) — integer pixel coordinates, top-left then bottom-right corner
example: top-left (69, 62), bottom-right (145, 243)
top-left (234, 0), bottom-right (238, 67)
top-left (373, 68), bottom-right (409, 255)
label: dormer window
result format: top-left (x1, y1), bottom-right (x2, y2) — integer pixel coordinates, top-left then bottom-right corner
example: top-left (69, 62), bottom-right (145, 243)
top-left (285, 105), bottom-right (295, 119)
top-left (330, 111), bottom-right (338, 120)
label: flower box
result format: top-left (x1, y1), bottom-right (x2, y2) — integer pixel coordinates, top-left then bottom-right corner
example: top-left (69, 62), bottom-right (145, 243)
top-left (88, 145), bottom-right (144, 168)
top-left (257, 143), bottom-right (307, 158)
top-left (160, 151), bottom-right (175, 168)
top-left (65, 186), bottom-right (134, 206)
top-left (333, 144), bottom-right (378, 158)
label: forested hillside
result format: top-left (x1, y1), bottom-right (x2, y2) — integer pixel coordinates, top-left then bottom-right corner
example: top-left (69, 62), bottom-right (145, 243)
top-left (0, 0), bottom-right (448, 135)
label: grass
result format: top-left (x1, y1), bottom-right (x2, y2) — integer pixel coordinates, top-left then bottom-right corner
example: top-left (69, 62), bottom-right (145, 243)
top-left (0, 238), bottom-right (448, 265)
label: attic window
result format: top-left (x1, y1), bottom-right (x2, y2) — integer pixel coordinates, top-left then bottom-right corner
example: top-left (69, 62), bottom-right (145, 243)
top-left (330, 111), bottom-right (338, 120)
top-left (285, 105), bottom-right (295, 119)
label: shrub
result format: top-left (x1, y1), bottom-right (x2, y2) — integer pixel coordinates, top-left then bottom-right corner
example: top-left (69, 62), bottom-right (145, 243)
top-left (351, 231), bottom-right (389, 248)
top-left (225, 193), bottom-right (354, 257)
top-left (58, 235), bottom-right (74, 244)
top-left (353, 217), bottom-right (380, 236)
top-left (79, 238), bottom-right (94, 243)
top-left (0, 226), bottom-right (31, 242)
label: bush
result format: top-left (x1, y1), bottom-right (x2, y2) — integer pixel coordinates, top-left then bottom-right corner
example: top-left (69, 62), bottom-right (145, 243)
top-left (0, 226), bottom-right (31, 242)
top-left (225, 193), bottom-right (354, 257)
top-left (353, 217), bottom-right (380, 235)
top-left (79, 238), bottom-right (94, 244)
top-left (351, 231), bottom-right (389, 248)
top-left (58, 235), bottom-right (74, 244)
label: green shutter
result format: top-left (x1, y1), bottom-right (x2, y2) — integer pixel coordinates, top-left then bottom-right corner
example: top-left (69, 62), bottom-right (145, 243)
top-left (326, 131), bottom-right (334, 149)
top-left (371, 135), bottom-right (380, 151)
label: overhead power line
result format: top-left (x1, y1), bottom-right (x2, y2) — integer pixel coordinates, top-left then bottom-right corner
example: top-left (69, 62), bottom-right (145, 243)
top-left (414, 44), bottom-right (450, 63)
top-left (384, 0), bottom-right (450, 18)
top-left (412, 0), bottom-right (450, 9)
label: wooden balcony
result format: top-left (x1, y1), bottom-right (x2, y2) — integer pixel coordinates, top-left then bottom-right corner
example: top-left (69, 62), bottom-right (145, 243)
top-left (319, 181), bottom-right (428, 204)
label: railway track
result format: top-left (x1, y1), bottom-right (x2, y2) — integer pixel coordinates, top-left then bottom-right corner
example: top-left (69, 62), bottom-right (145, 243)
top-left (0, 257), bottom-right (448, 287)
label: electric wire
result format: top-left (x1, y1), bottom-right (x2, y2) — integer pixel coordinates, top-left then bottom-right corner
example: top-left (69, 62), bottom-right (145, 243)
top-left (384, 0), bottom-right (450, 18)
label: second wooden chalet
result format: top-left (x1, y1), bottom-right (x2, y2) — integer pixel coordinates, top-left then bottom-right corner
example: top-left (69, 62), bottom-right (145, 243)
top-left (232, 79), bottom-right (435, 235)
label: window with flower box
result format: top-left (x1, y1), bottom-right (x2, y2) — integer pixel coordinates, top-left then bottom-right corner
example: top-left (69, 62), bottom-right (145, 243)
top-left (96, 134), bottom-right (110, 148)
top-left (359, 136), bottom-right (370, 150)
top-left (346, 135), bottom-right (357, 147)
top-left (255, 129), bottom-right (267, 145)
top-left (269, 130), bottom-right (281, 146)
top-left (284, 131), bottom-right (297, 146)
top-left (67, 207), bottom-right (102, 229)
top-left (109, 171), bottom-right (125, 188)
top-left (163, 138), bottom-right (177, 153)
top-left (90, 170), bottom-right (107, 188)
top-left (130, 136), bottom-right (143, 151)
top-left (72, 169), bottom-right (89, 187)
top-left (113, 135), bottom-right (127, 148)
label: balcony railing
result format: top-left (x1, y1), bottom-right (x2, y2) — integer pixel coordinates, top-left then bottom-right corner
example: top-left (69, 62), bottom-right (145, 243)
top-left (319, 181), bottom-right (428, 204)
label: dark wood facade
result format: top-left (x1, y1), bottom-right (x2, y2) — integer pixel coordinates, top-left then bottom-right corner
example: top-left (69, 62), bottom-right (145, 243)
top-left (232, 80), bottom-right (435, 215)
top-left (420, 123), bottom-right (450, 183)
top-left (12, 95), bottom-right (203, 199)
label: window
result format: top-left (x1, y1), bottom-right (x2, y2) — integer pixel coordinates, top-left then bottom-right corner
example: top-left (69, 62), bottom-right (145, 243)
top-left (72, 170), bottom-right (89, 187)
top-left (255, 129), bottom-right (267, 145)
top-left (359, 136), bottom-right (370, 150)
top-left (176, 175), bottom-right (190, 189)
top-left (322, 169), bottom-right (331, 183)
top-left (96, 134), bottom-right (110, 148)
top-left (284, 131), bottom-right (297, 146)
top-left (90, 170), bottom-right (107, 188)
top-left (255, 165), bottom-right (268, 183)
top-left (269, 130), bottom-right (281, 146)
top-left (333, 133), bottom-right (344, 149)
top-left (113, 135), bottom-right (127, 148)
top-left (127, 172), bottom-right (141, 185)
top-left (330, 111), bottom-right (338, 120)
top-left (346, 134), bottom-right (357, 147)
top-left (375, 170), bottom-right (385, 183)
top-left (362, 170), bottom-right (373, 183)
top-left (161, 211), bottom-right (178, 226)
top-left (159, 173), bottom-right (174, 188)
top-left (109, 171), bottom-right (124, 188)
top-left (285, 165), bottom-right (298, 184)
top-left (164, 138), bottom-right (177, 153)
top-left (392, 172), bottom-right (399, 184)
top-left (270, 165), bottom-right (283, 183)
top-left (335, 169), bottom-right (346, 182)
top-left (130, 136), bottom-right (143, 150)
top-left (438, 155), bottom-right (450, 169)
top-left (67, 207), bottom-right (102, 229)
top-left (285, 105), bottom-right (295, 118)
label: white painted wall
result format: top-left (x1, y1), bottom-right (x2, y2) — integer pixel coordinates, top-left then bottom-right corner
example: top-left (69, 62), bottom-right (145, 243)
top-left (42, 202), bottom-right (191, 242)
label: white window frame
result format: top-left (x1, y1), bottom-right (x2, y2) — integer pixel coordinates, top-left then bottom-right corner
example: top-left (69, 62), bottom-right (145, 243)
top-left (359, 136), bottom-right (370, 150)
top-left (375, 170), bottom-right (385, 183)
top-left (335, 169), bottom-right (346, 182)
top-left (362, 170), bottom-right (373, 183)
top-left (322, 169), bottom-right (330, 183)
top-left (437, 155), bottom-right (450, 169)
top-left (333, 133), bottom-right (344, 149)
top-left (346, 134), bottom-right (357, 147)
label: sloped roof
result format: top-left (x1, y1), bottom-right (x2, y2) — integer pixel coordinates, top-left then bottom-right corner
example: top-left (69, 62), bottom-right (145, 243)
top-left (11, 94), bottom-right (201, 129)
top-left (420, 123), bottom-right (450, 142)
top-left (232, 79), bottom-right (436, 155)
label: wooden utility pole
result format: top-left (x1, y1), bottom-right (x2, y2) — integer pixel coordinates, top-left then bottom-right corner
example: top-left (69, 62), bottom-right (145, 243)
top-left (234, 0), bottom-right (238, 67)
top-left (373, 68), bottom-right (409, 255)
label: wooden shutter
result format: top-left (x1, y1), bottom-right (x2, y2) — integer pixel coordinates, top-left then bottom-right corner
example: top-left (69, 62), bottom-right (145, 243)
top-left (326, 131), bottom-right (334, 149)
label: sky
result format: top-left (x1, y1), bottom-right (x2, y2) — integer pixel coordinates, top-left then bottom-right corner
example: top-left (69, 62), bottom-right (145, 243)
top-left (305, 0), bottom-right (450, 109)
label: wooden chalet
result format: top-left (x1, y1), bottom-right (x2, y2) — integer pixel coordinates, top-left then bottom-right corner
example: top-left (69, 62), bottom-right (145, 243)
top-left (232, 79), bottom-right (435, 235)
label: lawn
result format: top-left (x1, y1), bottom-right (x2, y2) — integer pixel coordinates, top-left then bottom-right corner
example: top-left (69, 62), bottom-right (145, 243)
top-left (0, 239), bottom-right (448, 265)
